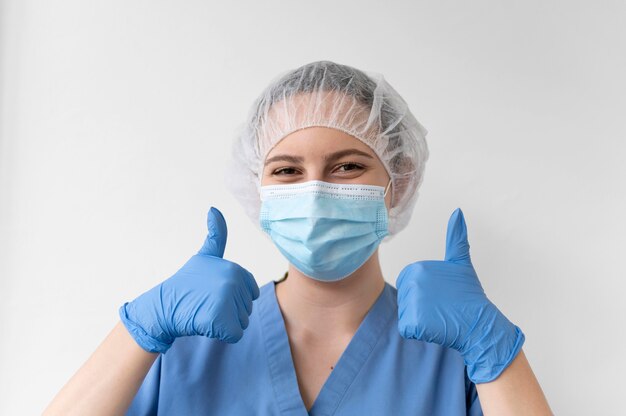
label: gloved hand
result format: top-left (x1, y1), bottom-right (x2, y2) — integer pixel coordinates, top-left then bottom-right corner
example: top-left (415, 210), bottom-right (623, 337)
top-left (396, 208), bottom-right (525, 383)
top-left (119, 206), bottom-right (260, 354)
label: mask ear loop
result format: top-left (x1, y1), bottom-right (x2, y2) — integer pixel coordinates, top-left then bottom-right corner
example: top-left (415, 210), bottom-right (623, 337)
top-left (383, 178), bottom-right (392, 198)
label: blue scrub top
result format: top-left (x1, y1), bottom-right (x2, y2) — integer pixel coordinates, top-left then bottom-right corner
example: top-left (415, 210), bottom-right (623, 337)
top-left (127, 277), bottom-right (483, 415)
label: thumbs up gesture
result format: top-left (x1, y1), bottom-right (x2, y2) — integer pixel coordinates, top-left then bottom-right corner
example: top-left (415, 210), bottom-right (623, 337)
top-left (396, 208), bottom-right (525, 383)
top-left (119, 207), bottom-right (260, 354)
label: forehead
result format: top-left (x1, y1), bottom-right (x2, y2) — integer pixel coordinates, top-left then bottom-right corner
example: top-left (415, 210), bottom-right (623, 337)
top-left (265, 126), bottom-right (375, 159)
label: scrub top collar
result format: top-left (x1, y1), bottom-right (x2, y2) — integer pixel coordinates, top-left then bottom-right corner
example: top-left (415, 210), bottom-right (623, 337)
top-left (257, 278), bottom-right (396, 416)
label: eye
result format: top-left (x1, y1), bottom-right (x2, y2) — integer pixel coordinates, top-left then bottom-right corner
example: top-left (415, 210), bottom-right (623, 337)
top-left (335, 162), bottom-right (364, 173)
top-left (272, 167), bottom-right (300, 176)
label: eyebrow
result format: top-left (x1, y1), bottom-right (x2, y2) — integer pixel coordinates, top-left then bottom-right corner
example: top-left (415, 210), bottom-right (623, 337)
top-left (264, 148), bottom-right (374, 166)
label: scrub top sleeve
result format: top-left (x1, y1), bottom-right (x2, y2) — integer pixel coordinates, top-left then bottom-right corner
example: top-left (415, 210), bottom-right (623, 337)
top-left (126, 354), bottom-right (162, 416)
top-left (465, 367), bottom-right (484, 416)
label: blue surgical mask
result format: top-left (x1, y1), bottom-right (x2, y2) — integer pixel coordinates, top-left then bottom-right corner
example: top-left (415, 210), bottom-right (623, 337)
top-left (259, 179), bottom-right (391, 282)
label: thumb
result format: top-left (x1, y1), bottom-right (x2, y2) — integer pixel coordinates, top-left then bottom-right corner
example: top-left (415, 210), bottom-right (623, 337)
top-left (443, 207), bottom-right (472, 265)
top-left (197, 206), bottom-right (228, 258)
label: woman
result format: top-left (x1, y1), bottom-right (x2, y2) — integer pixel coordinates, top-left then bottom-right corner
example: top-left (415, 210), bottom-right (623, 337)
top-left (44, 60), bottom-right (552, 415)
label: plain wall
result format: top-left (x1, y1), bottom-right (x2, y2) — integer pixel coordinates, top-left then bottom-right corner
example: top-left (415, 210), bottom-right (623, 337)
top-left (1, 1), bottom-right (624, 414)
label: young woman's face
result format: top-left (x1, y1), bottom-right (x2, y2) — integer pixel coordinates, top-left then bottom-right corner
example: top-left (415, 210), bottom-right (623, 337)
top-left (261, 126), bottom-right (393, 211)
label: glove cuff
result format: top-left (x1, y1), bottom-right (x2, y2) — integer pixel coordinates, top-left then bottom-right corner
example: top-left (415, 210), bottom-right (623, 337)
top-left (465, 324), bottom-right (526, 383)
top-left (118, 302), bottom-right (173, 354)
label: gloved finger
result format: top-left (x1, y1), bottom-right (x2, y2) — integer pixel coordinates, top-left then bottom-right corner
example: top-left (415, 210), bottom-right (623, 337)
top-left (397, 295), bottom-right (421, 340)
top-left (397, 261), bottom-right (423, 291)
top-left (231, 286), bottom-right (250, 329)
top-left (198, 206), bottom-right (228, 258)
top-left (221, 301), bottom-right (244, 343)
top-left (397, 282), bottom-right (417, 321)
top-left (222, 325), bottom-right (244, 344)
top-left (236, 283), bottom-right (253, 316)
top-left (233, 283), bottom-right (252, 321)
top-left (444, 208), bottom-right (472, 266)
top-left (238, 304), bottom-right (250, 330)
top-left (241, 268), bottom-right (260, 300)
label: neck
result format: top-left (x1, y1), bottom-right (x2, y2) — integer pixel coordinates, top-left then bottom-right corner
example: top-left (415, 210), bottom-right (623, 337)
top-left (274, 250), bottom-right (386, 339)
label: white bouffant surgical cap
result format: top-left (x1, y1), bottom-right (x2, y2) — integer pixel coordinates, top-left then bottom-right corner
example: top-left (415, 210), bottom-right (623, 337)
top-left (224, 60), bottom-right (429, 240)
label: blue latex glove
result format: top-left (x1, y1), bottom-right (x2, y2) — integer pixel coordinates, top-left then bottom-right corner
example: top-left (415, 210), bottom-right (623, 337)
top-left (396, 208), bottom-right (525, 383)
top-left (119, 206), bottom-right (260, 354)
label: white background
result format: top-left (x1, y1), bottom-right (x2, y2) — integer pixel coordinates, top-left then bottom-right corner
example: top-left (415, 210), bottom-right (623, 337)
top-left (1, 1), bottom-right (625, 414)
